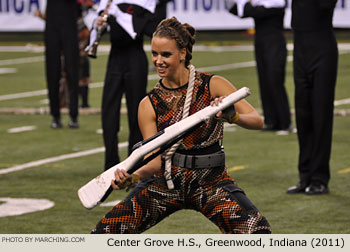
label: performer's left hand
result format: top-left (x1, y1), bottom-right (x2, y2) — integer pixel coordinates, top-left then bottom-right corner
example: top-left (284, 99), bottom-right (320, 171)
top-left (112, 169), bottom-right (140, 191)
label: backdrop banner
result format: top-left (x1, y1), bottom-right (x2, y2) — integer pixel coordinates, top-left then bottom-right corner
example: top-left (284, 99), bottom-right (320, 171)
top-left (0, 0), bottom-right (349, 32)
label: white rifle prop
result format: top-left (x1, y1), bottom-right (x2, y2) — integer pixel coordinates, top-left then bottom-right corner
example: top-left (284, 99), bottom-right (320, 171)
top-left (78, 87), bottom-right (251, 209)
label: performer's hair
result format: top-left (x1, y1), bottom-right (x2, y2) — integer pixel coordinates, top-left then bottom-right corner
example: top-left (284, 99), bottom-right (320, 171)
top-left (153, 16), bottom-right (196, 67)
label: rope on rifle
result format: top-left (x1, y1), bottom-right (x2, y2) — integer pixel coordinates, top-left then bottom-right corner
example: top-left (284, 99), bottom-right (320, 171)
top-left (164, 65), bottom-right (196, 189)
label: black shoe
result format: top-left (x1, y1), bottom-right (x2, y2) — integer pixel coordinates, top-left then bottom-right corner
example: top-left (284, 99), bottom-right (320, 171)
top-left (68, 119), bottom-right (79, 129)
top-left (51, 118), bottom-right (63, 129)
top-left (286, 183), bottom-right (307, 194)
top-left (305, 183), bottom-right (329, 195)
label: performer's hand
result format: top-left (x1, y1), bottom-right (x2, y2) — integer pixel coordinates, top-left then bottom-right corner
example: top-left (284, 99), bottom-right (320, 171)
top-left (111, 169), bottom-right (140, 191)
top-left (95, 16), bottom-right (105, 27)
top-left (34, 10), bottom-right (40, 17)
top-left (212, 96), bottom-right (239, 124)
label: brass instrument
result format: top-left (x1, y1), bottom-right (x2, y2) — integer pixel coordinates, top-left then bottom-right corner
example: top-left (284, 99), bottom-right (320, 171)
top-left (85, 0), bottom-right (112, 58)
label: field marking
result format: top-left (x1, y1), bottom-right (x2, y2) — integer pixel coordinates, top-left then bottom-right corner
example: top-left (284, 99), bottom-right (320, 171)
top-left (0, 56), bottom-right (44, 66)
top-left (334, 98), bottom-right (350, 106)
top-left (7, 125), bottom-right (37, 133)
top-left (224, 122), bottom-right (237, 132)
top-left (0, 43), bottom-right (348, 68)
top-left (0, 68), bottom-right (17, 74)
top-left (2, 43), bottom-right (350, 53)
top-left (0, 61), bottom-right (257, 101)
top-left (227, 165), bottom-right (246, 172)
top-left (0, 198), bottom-right (54, 218)
top-left (0, 44), bottom-right (256, 54)
top-left (0, 58), bottom-right (264, 103)
top-left (0, 44), bottom-right (256, 67)
top-left (0, 44), bottom-right (44, 52)
top-left (1, 49), bottom-right (350, 103)
top-left (1, 59), bottom-right (257, 101)
top-left (338, 168), bottom-right (350, 174)
top-left (0, 89), bottom-right (47, 101)
top-left (0, 142), bottom-right (128, 175)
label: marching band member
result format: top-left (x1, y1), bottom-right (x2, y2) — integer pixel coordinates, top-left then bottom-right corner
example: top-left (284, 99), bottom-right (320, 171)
top-left (228, 0), bottom-right (292, 134)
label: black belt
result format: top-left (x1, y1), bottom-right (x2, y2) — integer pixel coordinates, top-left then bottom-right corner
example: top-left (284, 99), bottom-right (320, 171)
top-left (171, 151), bottom-right (225, 169)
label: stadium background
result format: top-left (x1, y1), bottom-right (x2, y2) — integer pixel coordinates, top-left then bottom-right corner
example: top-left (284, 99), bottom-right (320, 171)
top-left (0, 0), bottom-right (349, 234)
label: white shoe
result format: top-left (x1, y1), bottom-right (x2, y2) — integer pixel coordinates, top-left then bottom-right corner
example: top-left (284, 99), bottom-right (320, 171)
top-left (276, 125), bottom-right (295, 135)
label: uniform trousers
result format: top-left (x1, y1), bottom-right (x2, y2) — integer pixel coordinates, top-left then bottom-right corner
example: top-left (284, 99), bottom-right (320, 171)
top-left (101, 18), bottom-right (148, 170)
top-left (293, 30), bottom-right (338, 187)
top-left (255, 32), bottom-right (291, 130)
top-left (45, 19), bottom-right (79, 119)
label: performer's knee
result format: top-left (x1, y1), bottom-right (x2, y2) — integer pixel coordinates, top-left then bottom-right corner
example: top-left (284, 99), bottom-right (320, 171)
top-left (222, 183), bottom-right (258, 212)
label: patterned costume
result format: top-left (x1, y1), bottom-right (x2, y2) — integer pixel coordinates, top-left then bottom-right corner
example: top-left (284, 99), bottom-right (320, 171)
top-left (91, 71), bottom-right (271, 234)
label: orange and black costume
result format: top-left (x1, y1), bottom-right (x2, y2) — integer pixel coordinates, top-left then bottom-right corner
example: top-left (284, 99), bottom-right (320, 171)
top-left (91, 71), bottom-right (271, 234)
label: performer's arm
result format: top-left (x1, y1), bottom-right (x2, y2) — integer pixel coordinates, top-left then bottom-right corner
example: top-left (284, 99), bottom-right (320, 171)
top-left (112, 96), bottom-right (162, 190)
top-left (229, 0), bottom-right (286, 18)
top-left (210, 75), bottom-right (263, 130)
top-left (135, 97), bottom-right (162, 179)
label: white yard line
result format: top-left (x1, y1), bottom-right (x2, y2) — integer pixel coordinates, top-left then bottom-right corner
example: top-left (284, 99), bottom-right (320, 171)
top-left (0, 43), bottom-right (348, 68)
top-left (2, 43), bottom-right (350, 53)
top-left (334, 98), bottom-right (350, 106)
top-left (2, 57), bottom-right (349, 107)
top-left (7, 125), bottom-right (37, 133)
top-left (0, 68), bottom-right (17, 74)
top-left (0, 89), bottom-right (47, 101)
top-left (0, 61), bottom-right (257, 101)
top-left (0, 56), bottom-right (44, 66)
top-left (0, 44), bottom-right (44, 52)
top-left (0, 142), bottom-right (128, 175)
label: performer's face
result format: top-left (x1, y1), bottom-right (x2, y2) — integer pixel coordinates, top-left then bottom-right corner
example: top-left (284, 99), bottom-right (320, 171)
top-left (151, 36), bottom-right (186, 79)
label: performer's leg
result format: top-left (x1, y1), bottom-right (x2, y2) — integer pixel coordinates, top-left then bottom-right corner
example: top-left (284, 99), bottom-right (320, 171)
top-left (293, 38), bottom-right (313, 186)
top-left (101, 50), bottom-right (124, 170)
top-left (45, 25), bottom-right (62, 120)
top-left (200, 181), bottom-right (271, 234)
top-left (309, 35), bottom-right (338, 186)
top-left (62, 26), bottom-right (80, 123)
top-left (255, 41), bottom-right (277, 129)
top-left (187, 167), bottom-right (271, 234)
top-left (79, 57), bottom-right (90, 108)
top-left (124, 46), bottom-right (148, 154)
top-left (79, 85), bottom-right (89, 108)
top-left (91, 178), bottom-right (183, 234)
top-left (266, 40), bottom-right (290, 130)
